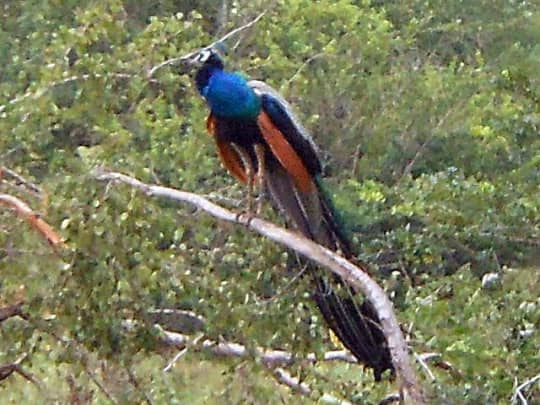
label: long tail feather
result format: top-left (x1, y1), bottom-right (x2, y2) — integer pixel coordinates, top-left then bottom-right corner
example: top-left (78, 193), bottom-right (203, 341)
top-left (265, 161), bottom-right (393, 380)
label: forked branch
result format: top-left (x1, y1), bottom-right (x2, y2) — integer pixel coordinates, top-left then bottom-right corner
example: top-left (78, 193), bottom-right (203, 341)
top-left (0, 353), bottom-right (41, 388)
top-left (95, 170), bottom-right (425, 404)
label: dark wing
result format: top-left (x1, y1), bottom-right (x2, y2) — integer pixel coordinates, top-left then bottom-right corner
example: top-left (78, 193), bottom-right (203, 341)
top-left (257, 110), bottom-right (315, 193)
top-left (248, 80), bottom-right (322, 176)
top-left (249, 80), bottom-right (393, 380)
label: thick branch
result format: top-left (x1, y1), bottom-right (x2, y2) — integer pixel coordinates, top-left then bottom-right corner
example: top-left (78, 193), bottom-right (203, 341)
top-left (95, 171), bottom-right (424, 403)
top-left (159, 328), bottom-right (352, 403)
top-left (0, 193), bottom-right (64, 249)
top-left (158, 328), bottom-right (357, 367)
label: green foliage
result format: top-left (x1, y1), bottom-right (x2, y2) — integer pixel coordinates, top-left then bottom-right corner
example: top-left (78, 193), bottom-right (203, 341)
top-left (1, 0), bottom-right (538, 403)
top-left (337, 169), bottom-right (539, 281)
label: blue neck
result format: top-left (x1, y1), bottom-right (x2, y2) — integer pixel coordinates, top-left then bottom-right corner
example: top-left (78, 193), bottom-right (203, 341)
top-left (196, 66), bottom-right (261, 120)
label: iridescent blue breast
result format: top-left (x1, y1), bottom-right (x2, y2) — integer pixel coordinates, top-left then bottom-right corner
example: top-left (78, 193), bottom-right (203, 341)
top-left (203, 71), bottom-right (261, 120)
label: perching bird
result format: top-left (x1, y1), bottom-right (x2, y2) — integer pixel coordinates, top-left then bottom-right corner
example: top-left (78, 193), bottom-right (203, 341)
top-left (188, 47), bottom-right (393, 380)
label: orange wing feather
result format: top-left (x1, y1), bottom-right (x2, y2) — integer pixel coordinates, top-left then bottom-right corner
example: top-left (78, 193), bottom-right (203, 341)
top-left (257, 111), bottom-right (315, 193)
top-left (206, 114), bottom-right (248, 184)
top-left (217, 141), bottom-right (249, 184)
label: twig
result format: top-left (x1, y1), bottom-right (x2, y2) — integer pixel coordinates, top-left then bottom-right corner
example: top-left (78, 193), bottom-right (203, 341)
top-left (66, 374), bottom-right (94, 404)
top-left (283, 52), bottom-right (328, 90)
top-left (147, 11), bottom-right (266, 78)
top-left (216, 0), bottom-right (229, 35)
top-left (0, 353), bottom-right (42, 389)
top-left (126, 366), bottom-right (154, 405)
top-left (417, 352), bottom-right (461, 379)
top-left (0, 248), bottom-right (60, 257)
top-left (162, 347), bottom-right (189, 373)
top-left (95, 170), bottom-right (425, 403)
top-left (83, 362), bottom-right (118, 405)
top-left (398, 98), bottom-right (468, 182)
top-left (201, 11), bottom-right (266, 51)
top-left (414, 352), bottom-right (435, 381)
top-left (512, 374), bottom-right (540, 405)
top-left (0, 193), bottom-right (65, 249)
top-left (350, 144), bottom-right (363, 178)
top-left (0, 166), bottom-right (43, 197)
top-left (0, 147), bottom-right (21, 160)
top-left (399, 132), bottom-right (432, 180)
top-left (259, 262), bottom-right (310, 304)
top-left (163, 333), bottom-right (204, 372)
top-left (43, 329), bottom-right (118, 404)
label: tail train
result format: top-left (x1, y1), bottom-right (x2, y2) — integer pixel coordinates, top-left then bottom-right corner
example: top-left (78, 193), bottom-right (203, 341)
top-left (265, 163), bottom-right (394, 380)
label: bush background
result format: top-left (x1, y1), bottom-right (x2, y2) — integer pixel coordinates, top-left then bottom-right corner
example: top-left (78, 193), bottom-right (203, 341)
top-left (1, 1), bottom-right (538, 403)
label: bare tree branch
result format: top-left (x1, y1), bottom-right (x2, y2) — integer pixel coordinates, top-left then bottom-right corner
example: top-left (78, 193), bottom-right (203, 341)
top-left (272, 367), bottom-right (357, 404)
top-left (158, 327), bottom-right (357, 367)
top-left (273, 368), bottom-right (312, 396)
top-left (512, 374), bottom-right (540, 405)
top-left (147, 11), bottom-right (266, 78)
top-left (0, 353), bottom-right (42, 389)
top-left (0, 301), bottom-right (28, 322)
top-left (0, 166), bottom-right (43, 198)
top-left (158, 328), bottom-right (352, 403)
top-left (83, 364), bottom-right (118, 405)
top-left (159, 328), bottom-right (447, 404)
top-left (95, 170), bottom-right (425, 403)
top-left (0, 193), bottom-right (65, 249)
top-left (154, 316), bottom-right (446, 379)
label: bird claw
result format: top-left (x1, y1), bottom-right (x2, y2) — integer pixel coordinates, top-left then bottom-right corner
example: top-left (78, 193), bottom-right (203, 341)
top-left (236, 187), bottom-right (265, 225)
top-left (235, 210), bottom-right (255, 226)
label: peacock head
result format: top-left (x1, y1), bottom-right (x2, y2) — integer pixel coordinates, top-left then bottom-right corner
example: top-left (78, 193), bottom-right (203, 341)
top-left (189, 44), bottom-right (226, 94)
top-left (189, 46), bottom-right (224, 68)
